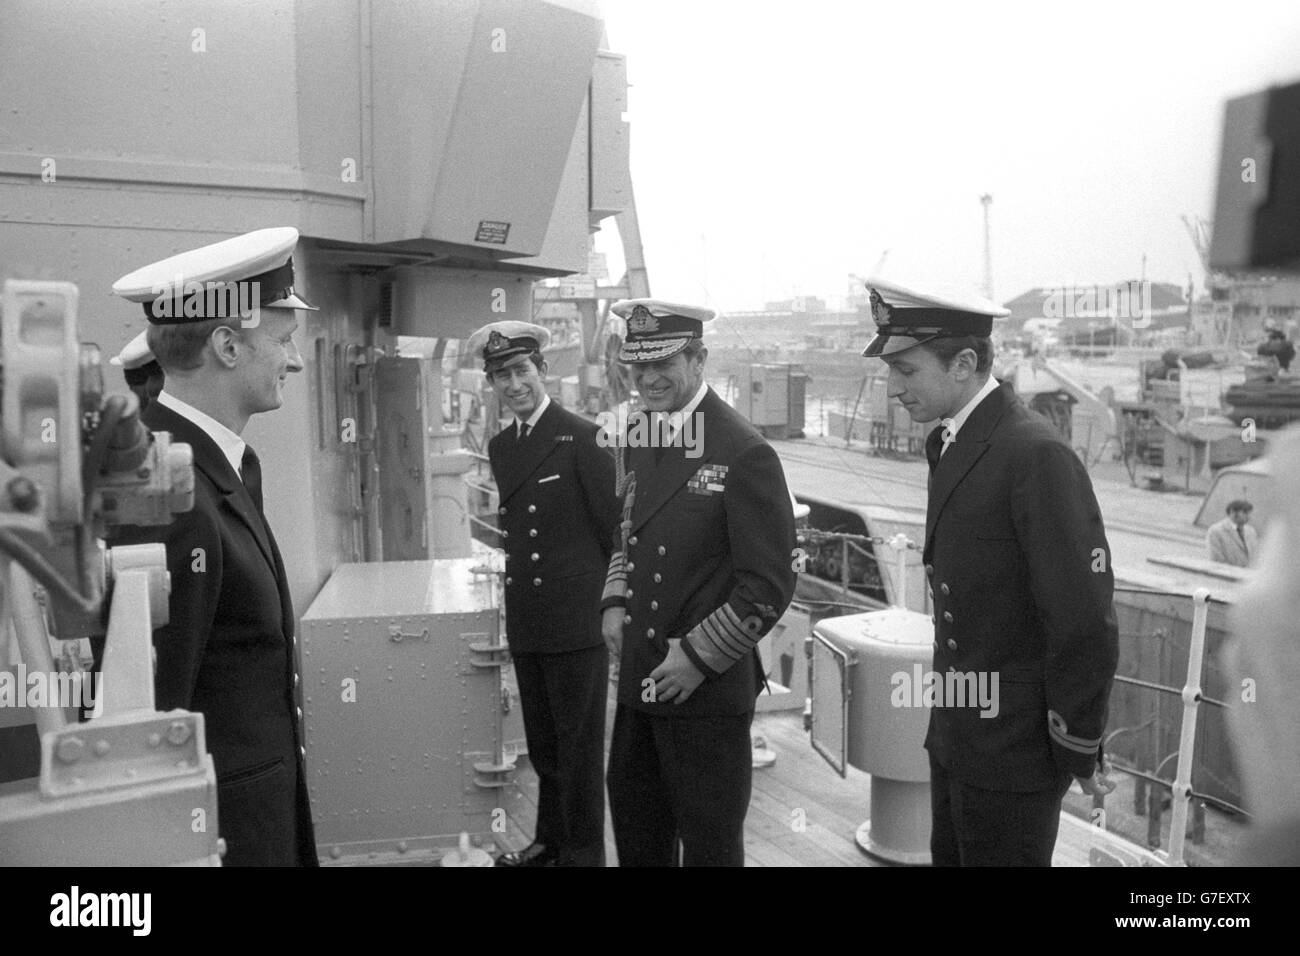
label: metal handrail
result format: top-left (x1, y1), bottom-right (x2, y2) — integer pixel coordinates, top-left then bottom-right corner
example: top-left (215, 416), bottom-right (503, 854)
top-left (1103, 761), bottom-right (1249, 819)
top-left (798, 528), bottom-right (924, 551)
top-left (1090, 588), bottom-right (1225, 865)
top-left (1111, 673), bottom-right (1231, 710)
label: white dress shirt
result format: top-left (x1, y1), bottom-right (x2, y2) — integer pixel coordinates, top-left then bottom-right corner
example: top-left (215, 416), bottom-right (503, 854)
top-left (662, 380), bottom-right (709, 446)
top-left (516, 392), bottom-right (550, 438)
top-left (156, 389), bottom-right (246, 476)
top-left (940, 374), bottom-right (1000, 457)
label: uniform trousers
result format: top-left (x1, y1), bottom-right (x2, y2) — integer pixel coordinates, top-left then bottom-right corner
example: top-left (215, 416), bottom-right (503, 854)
top-left (606, 703), bottom-right (753, 867)
top-left (217, 756), bottom-right (303, 866)
top-left (512, 644), bottom-right (608, 866)
top-left (929, 754), bottom-right (1073, 866)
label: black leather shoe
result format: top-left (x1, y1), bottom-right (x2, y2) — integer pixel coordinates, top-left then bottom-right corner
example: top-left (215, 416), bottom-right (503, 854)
top-left (495, 842), bottom-right (558, 867)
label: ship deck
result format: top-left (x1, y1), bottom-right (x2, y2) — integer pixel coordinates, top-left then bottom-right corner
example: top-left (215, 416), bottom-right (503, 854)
top-left (493, 434), bottom-right (1250, 867)
top-left (494, 702), bottom-right (1239, 867)
top-left (495, 704), bottom-right (883, 867)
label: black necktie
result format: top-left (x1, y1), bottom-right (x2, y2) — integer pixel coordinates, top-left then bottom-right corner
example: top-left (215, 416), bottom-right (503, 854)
top-left (516, 422), bottom-right (531, 444)
top-left (241, 446), bottom-right (263, 512)
top-left (652, 413), bottom-right (668, 465)
top-left (925, 425), bottom-right (945, 474)
top-left (1237, 525), bottom-right (1248, 555)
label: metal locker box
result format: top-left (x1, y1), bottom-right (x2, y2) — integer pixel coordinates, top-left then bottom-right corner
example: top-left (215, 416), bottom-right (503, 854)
top-left (740, 364), bottom-right (791, 434)
top-left (300, 556), bottom-right (511, 865)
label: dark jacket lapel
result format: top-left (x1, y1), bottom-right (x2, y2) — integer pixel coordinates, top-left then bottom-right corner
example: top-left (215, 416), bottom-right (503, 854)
top-left (143, 401), bottom-right (276, 574)
top-left (494, 400), bottom-right (563, 504)
top-left (925, 381), bottom-right (1015, 547)
top-left (630, 389), bottom-right (721, 534)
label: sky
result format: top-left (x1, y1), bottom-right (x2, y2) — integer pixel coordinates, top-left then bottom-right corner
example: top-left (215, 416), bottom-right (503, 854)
top-left (594, 0), bottom-right (1300, 312)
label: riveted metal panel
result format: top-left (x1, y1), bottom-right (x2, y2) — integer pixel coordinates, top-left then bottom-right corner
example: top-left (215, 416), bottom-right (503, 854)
top-left (301, 558), bottom-right (507, 863)
top-left (589, 51), bottom-right (630, 222)
top-left (0, 710), bottom-right (220, 866)
top-left (369, 0), bottom-right (602, 254)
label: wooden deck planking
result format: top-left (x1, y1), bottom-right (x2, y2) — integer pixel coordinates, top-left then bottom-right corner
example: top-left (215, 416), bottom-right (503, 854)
top-left (748, 767), bottom-right (871, 844)
top-left (489, 706), bottom-right (1153, 866)
top-left (742, 789), bottom-right (853, 867)
top-left (746, 786), bottom-right (875, 867)
top-left (492, 686), bottom-right (1199, 867)
top-left (751, 711), bottom-right (880, 829)
top-left (495, 696), bottom-right (894, 866)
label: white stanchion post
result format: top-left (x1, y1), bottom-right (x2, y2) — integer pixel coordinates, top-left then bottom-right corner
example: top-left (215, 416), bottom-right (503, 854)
top-left (1167, 587), bottom-right (1210, 867)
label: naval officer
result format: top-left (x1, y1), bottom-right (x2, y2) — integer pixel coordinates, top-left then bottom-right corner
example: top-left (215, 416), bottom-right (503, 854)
top-left (865, 277), bottom-right (1119, 866)
top-left (110, 330), bottom-right (165, 412)
top-left (600, 299), bottom-right (797, 867)
top-left (469, 321), bottom-right (620, 866)
top-left (107, 227), bottom-right (318, 866)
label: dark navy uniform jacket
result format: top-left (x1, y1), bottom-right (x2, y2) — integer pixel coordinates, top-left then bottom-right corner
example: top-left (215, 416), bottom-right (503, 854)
top-left (490, 400), bottom-right (619, 654)
top-left (601, 388), bottom-right (797, 716)
top-left (110, 401), bottom-right (317, 865)
top-left (924, 381), bottom-right (1119, 791)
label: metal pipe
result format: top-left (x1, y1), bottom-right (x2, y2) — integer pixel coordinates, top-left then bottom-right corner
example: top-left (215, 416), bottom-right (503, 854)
top-left (1167, 587), bottom-right (1210, 866)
